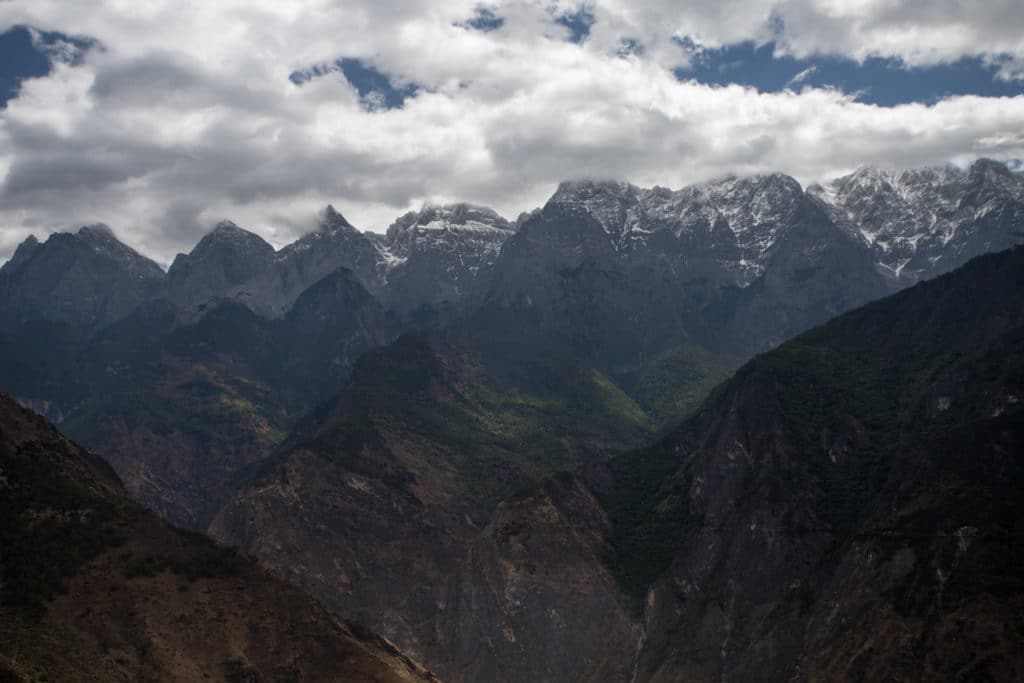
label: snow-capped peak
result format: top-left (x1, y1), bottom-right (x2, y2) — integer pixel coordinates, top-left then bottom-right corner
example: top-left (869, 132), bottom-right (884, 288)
top-left (381, 203), bottom-right (514, 264)
top-left (813, 160), bottom-right (1024, 280)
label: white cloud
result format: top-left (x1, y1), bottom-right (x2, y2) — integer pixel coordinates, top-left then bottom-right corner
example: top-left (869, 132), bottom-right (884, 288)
top-left (0, 0), bottom-right (1022, 264)
top-left (772, 0), bottom-right (1024, 67)
top-left (786, 65), bottom-right (817, 87)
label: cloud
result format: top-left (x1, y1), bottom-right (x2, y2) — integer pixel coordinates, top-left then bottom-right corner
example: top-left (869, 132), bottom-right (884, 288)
top-left (785, 65), bottom-right (816, 87)
top-left (771, 0), bottom-right (1024, 68)
top-left (991, 54), bottom-right (1024, 82)
top-left (0, 0), bottom-right (1022, 264)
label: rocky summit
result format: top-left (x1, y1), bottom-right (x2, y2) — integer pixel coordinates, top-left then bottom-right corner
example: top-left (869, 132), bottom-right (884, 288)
top-left (374, 203), bottom-right (516, 315)
top-left (810, 159), bottom-right (1024, 281)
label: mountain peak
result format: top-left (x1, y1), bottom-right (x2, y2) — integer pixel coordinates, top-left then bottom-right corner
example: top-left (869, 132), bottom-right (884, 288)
top-left (69, 224), bottom-right (163, 277)
top-left (696, 171), bottom-right (804, 200)
top-left (211, 219), bottom-right (242, 233)
top-left (77, 223), bottom-right (118, 241)
top-left (2, 234), bottom-right (40, 274)
top-left (195, 220), bottom-right (272, 252)
top-left (837, 165), bottom-right (894, 188)
top-left (384, 203), bottom-right (513, 248)
top-left (751, 171), bottom-right (804, 193)
top-left (0, 223), bottom-right (163, 330)
top-left (323, 204), bottom-right (356, 231)
top-left (404, 203), bottom-right (511, 230)
top-left (547, 179), bottom-right (640, 240)
top-left (553, 178), bottom-right (638, 200)
top-left (970, 157), bottom-right (1014, 179)
top-left (167, 220), bottom-right (276, 307)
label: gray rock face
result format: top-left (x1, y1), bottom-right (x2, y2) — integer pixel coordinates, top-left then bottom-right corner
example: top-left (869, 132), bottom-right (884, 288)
top-left (374, 203), bottom-right (515, 315)
top-left (5, 234), bottom-right (40, 272)
top-left (549, 173), bottom-right (807, 285)
top-left (165, 220), bottom-right (275, 310)
top-left (485, 199), bottom-right (666, 372)
top-left (809, 158), bottom-right (1024, 281)
top-left (726, 195), bottom-right (893, 350)
top-left (159, 203), bottom-right (515, 322)
top-left (0, 224), bottom-right (164, 330)
top-left (230, 205), bottom-right (383, 317)
top-left (486, 173), bottom-right (893, 368)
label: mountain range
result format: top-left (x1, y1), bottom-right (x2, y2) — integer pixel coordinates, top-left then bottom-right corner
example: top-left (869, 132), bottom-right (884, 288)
top-left (1, 158), bottom-right (1022, 681)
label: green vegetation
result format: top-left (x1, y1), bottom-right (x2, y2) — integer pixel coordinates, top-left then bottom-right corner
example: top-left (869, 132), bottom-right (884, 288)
top-left (62, 359), bottom-right (291, 448)
top-left (628, 341), bottom-right (736, 427)
top-left (461, 324), bottom-right (653, 455)
top-left (305, 328), bottom-right (656, 510)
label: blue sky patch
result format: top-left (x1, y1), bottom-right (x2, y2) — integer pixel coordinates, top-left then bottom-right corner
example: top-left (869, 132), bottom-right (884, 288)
top-left (617, 38), bottom-right (644, 58)
top-left (0, 25), bottom-right (97, 107)
top-left (456, 7), bottom-right (504, 33)
top-left (290, 58), bottom-right (418, 110)
top-left (674, 41), bottom-right (1024, 106)
top-left (553, 6), bottom-right (596, 44)
top-left (0, 27), bottom-right (50, 106)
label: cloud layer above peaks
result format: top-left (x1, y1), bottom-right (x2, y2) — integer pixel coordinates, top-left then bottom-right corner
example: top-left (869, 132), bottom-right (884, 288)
top-left (0, 0), bottom-right (1022, 263)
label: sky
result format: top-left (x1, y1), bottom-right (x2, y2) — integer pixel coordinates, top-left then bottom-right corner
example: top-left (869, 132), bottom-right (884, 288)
top-left (0, 1), bottom-right (1023, 265)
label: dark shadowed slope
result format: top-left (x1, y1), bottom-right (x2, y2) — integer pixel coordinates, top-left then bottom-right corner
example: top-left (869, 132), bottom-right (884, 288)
top-left (597, 246), bottom-right (1024, 681)
top-left (57, 267), bottom-right (395, 530)
top-left (0, 393), bottom-right (438, 683)
top-left (0, 225), bottom-right (164, 413)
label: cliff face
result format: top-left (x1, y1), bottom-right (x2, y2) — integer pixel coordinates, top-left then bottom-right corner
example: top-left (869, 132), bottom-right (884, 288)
top-left (443, 473), bottom-right (638, 683)
top-left (164, 220), bottom-right (276, 311)
top-left (0, 225), bottom-right (166, 415)
top-left (812, 159), bottom-right (1024, 281)
top-left (0, 224), bottom-right (164, 332)
top-left (602, 246), bottom-right (1024, 681)
top-left (486, 177), bottom-right (893, 376)
top-left (0, 392), bottom-right (437, 683)
top-left (376, 203), bottom-right (516, 316)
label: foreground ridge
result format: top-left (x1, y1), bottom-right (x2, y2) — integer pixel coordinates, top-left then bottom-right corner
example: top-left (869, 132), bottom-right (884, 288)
top-left (0, 392), bottom-right (439, 683)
